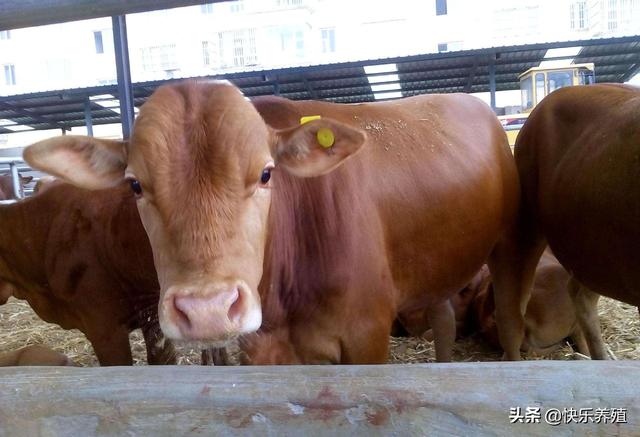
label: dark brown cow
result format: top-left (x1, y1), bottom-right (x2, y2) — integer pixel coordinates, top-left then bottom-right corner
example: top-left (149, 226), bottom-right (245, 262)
top-left (0, 345), bottom-right (75, 366)
top-left (0, 182), bottom-right (175, 365)
top-left (470, 251), bottom-right (606, 358)
top-left (494, 83), bottom-right (640, 360)
top-left (25, 81), bottom-right (520, 364)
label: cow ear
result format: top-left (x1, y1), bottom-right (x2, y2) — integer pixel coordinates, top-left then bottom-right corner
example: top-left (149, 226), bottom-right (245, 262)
top-left (24, 136), bottom-right (127, 190)
top-left (271, 119), bottom-right (366, 178)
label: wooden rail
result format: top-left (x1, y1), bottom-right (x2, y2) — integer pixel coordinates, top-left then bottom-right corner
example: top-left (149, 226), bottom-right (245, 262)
top-left (0, 361), bottom-right (638, 436)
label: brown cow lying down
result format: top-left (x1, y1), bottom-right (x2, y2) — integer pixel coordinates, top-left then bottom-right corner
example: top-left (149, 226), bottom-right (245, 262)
top-left (25, 81), bottom-right (520, 364)
top-left (396, 250), bottom-right (606, 359)
top-left (0, 181), bottom-right (175, 365)
top-left (494, 84), bottom-right (640, 360)
top-left (468, 251), bottom-right (606, 358)
top-left (0, 345), bottom-right (75, 366)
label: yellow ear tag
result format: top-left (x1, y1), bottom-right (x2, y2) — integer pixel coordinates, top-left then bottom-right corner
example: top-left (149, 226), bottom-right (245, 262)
top-left (300, 115), bottom-right (321, 125)
top-left (317, 127), bottom-right (335, 148)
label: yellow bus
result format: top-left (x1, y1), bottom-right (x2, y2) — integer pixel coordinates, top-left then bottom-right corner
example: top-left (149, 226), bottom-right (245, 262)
top-left (498, 63), bottom-right (595, 147)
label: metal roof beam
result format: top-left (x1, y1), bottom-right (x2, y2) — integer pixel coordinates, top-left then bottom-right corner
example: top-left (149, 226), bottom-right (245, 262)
top-left (0, 101), bottom-right (68, 130)
top-left (0, 1), bottom-right (232, 31)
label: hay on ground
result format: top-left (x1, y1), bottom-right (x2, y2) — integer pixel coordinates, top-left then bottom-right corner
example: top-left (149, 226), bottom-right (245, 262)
top-left (0, 296), bottom-right (637, 366)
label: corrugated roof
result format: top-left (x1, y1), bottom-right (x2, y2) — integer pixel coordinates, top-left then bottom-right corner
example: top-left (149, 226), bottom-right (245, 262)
top-left (1, 35), bottom-right (638, 134)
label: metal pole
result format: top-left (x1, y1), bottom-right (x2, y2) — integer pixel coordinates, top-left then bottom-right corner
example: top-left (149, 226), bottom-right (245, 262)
top-left (9, 162), bottom-right (22, 199)
top-left (84, 97), bottom-right (94, 137)
top-left (112, 15), bottom-right (135, 139)
top-left (489, 57), bottom-right (496, 112)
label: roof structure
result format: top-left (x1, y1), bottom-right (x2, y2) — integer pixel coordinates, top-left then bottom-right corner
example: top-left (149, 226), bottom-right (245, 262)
top-left (1, 34), bottom-right (639, 134)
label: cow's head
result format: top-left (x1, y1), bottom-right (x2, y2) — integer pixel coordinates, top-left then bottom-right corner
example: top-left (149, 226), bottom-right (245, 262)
top-left (24, 81), bottom-right (366, 344)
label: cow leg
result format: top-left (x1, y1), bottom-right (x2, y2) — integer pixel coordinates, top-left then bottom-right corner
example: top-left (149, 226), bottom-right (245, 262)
top-left (570, 327), bottom-right (590, 357)
top-left (141, 323), bottom-right (177, 365)
top-left (568, 278), bottom-right (607, 360)
top-left (488, 233), bottom-right (546, 361)
top-left (86, 327), bottom-right (133, 366)
top-left (425, 299), bottom-right (455, 362)
top-left (201, 348), bottom-right (230, 365)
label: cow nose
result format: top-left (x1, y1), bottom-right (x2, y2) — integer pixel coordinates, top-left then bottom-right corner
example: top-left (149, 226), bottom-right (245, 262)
top-left (163, 283), bottom-right (261, 341)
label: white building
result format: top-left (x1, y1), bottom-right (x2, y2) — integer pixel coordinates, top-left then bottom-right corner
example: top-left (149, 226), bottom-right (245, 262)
top-left (1, 0), bottom-right (639, 146)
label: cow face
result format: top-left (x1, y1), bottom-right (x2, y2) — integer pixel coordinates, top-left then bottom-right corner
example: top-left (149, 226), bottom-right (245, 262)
top-left (24, 81), bottom-right (366, 344)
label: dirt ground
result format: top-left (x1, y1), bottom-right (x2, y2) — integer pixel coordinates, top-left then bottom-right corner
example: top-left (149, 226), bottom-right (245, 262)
top-left (0, 296), bottom-right (638, 366)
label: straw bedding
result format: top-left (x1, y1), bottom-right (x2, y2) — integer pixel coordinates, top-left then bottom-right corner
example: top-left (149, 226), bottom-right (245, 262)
top-left (0, 296), bottom-right (637, 366)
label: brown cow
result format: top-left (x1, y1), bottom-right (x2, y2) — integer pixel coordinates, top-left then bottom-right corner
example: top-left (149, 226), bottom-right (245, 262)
top-left (0, 345), bottom-right (75, 366)
top-left (0, 174), bottom-right (31, 305)
top-left (0, 173), bottom-right (32, 200)
top-left (493, 83), bottom-right (640, 360)
top-left (469, 251), bottom-right (606, 358)
top-left (0, 173), bottom-right (32, 201)
top-left (25, 81), bottom-right (520, 364)
top-left (0, 182), bottom-right (175, 365)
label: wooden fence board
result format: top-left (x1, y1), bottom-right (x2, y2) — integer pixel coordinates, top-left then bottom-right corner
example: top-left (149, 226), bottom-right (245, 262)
top-left (0, 361), bottom-right (638, 436)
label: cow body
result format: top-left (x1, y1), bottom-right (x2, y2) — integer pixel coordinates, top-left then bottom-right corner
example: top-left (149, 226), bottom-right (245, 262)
top-left (0, 182), bottom-right (175, 365)
top-left (0, 345), bottom-right (74, 366)
top-left (496, 84), bottom-right (639, 359)
top-left (25, 82), bottom-right (520, 364)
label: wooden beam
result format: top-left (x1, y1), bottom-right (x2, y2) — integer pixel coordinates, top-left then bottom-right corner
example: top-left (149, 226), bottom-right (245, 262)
top-left (0, 0), bottom-right (231, 31)
top-left (0, 361), bottom-right (638, 434)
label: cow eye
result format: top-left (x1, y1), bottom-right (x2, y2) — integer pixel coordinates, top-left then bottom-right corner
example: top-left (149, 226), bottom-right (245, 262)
top-left (260, 167), bottom-right (272, 186)
top-left (128, 178), bottom-right (143, 196)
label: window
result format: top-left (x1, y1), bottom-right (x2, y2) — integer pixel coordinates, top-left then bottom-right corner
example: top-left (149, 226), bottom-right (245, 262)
top-left (201, 3), bottom-right (214, 14)
top-left (535, 73), bottom-right (546, 105)
top-left (140, 44), bottom-right (178, 72)
top-left (608, 0), bottom-right (618, 31)
top-left (0, 31), bottom-right (10, 40)
top-left (547, 71), bottom-right (573, 93)
top-left (521, 76), bottom-right (533, 110)
top-left (436, 0), bottom-right (447, 15)
top-left (4, 64), bottom-right (16, 85)
top-left (437, 43), bottom-right (448, 52)
top-left (277, 0), bottom-right (303, 7)
top-left (570, 1), bottom-right (587, 29)
top-left (230, 0), bottom-right (244, 12)
top-left (321, 28), bottom-right (335, 53)
top-left (218, 29), bottom-right (257, 68)
top-left (202, 41), bottom-right (217, 66)
top-left (94, 31), bottom-right (104, 54)
top-left (279, 28), bottom-right (304, 58)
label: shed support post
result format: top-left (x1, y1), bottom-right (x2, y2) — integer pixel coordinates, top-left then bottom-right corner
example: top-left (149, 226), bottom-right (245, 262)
top-left (10, 162), bottom-right (22, 199)
top-left (489, 57), bottom-right (496, 112)
top-left (112, 15), bottom-right (135, 139)
top-left (84, 97), bottom-right (94, 137)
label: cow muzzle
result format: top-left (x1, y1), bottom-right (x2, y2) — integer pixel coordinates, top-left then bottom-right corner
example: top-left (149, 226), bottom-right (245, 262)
top-left (160, 281), bottom-right (262, 342)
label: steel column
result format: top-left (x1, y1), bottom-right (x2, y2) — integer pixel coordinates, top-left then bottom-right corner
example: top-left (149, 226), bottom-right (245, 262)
top-left (84, 97), bottom-right (94, 136)
top-left (9, 162), bottom-right (21, 199)
top-left (112, 15), bottom-right (135, 139)
top-left (489, 57), bottom-right (496, 112)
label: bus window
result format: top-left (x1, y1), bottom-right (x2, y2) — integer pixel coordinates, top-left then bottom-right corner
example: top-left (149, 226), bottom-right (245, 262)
top-left (521, 76), bottom-right (533, 110)
top-left (535, 73), bottom-right (546, 104)
top-left (548, 70), bottom-right (573, 92)
top-left (579, 70), bottom-right (595, 85)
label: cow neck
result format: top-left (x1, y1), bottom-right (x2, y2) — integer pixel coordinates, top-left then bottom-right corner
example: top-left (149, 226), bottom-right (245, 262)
top-left (261, 163), bottom-right (372, 324)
